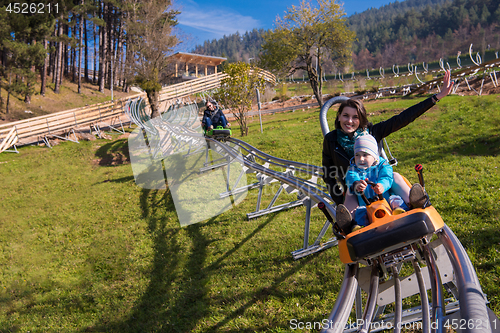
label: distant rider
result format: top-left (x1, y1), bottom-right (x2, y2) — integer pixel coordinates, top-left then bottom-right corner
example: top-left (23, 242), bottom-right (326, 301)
top-left (202, 100), bottom-right (230, 131)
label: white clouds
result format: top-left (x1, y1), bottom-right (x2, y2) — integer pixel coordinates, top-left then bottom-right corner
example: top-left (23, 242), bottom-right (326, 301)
top-left (177, 3), bottom-right (260, 37)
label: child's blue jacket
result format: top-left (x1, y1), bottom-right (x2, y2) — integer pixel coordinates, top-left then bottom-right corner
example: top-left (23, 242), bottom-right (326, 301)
top-left (345, 157), bottom-right (393, 207)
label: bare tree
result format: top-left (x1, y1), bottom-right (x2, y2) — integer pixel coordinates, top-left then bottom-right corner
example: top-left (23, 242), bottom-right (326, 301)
top-left (260, 0), bottom-right (354, 108)
top-left (124, 0), bottom-right (179, 118)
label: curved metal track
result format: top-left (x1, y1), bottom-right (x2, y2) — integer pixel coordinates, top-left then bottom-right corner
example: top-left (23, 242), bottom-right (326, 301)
top-left (126, 96), bottom-right (499, 333)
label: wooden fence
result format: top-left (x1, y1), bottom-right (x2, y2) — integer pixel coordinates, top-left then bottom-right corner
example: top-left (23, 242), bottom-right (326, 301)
top-left (0, 69), bottom-right (276, 153)
top-left (158, 70), bottom-right (276, 103)
top-left (0, 96), bottom-right (140, 150)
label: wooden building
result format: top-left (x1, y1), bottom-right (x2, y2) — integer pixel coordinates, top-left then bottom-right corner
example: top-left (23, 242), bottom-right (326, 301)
top-left (169, 52), bottom-right (227, 80)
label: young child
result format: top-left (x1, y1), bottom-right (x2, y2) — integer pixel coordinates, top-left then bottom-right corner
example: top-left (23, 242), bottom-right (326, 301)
top-left (336, 134), bottom-right (410, 233)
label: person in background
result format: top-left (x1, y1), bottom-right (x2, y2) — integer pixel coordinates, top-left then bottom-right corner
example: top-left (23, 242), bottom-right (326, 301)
top-left (202, 100), bottom-right (230, 131)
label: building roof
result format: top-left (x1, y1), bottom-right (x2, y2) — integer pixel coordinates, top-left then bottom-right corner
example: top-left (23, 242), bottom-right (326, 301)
top-left (169, 52), bottom-right (226, 66)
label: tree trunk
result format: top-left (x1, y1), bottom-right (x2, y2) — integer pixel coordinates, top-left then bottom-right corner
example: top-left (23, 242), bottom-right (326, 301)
top-left (233, 107), bottom-right (247, 137)
top-left (6, 90), bottom-right (10, 114)
top-left (307, 61), bottom-right (322, 108)
top-left (24, 83), bottom-right (31, 104)
top-left (98, 21), bottom-right (104, 92)
top-left (122, 34), bottom-right (129, 92)
top-left (93, 16), bottom-right (97, 84)
top-left (51, 23), bottom-right (57, 83)
top-left (317, 52), bottom-right (323, 99)
top-left (84, 17), bottom-right (88, 82)
top-left (40, 38), bottom-right (48, 96)
top-left (116, 19), bottom-right (123, 87)
top-left (63, 24), bottom-right (68, 82)
top-left (108, 5), bottom-right (115, 90)
top-left (72, 42), bottom-right (76, 83)
top-left (6, 73), bottom-right (11, 114)
top-left (147, 90), bottom-right (161, 118)
top-left (78, 5), bottom-right (83, 94)
top-left (98, 2), bottom-right (106, 93)
top-left (54, 20), bottom-right (63, 93)
top-left (69, 19), bottom-right (74, 82)
top-left (50, 40), bottom-right (55, 81)
top-left (0, 49), bottom-right (5, 108)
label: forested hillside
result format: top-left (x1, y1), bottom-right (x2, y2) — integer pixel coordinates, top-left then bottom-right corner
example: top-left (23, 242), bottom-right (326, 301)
top-left (192, 29), bottom-right (266, 64)
top-left (348, 0), bottom-right (451, 54)
top-left (192, 0), bottom-right (500, 71)
top-left (351, 0), bottom-right (500, 69)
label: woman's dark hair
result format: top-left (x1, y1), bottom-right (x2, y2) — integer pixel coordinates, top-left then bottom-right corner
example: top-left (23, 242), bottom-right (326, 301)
top-left (334, 99), bottom-right (369, 130)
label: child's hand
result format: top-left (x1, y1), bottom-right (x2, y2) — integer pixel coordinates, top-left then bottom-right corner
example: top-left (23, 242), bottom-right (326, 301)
top-left (354, 180), bottom-right (367, 193)
top-left (372, 183), bottom-right (384, 195)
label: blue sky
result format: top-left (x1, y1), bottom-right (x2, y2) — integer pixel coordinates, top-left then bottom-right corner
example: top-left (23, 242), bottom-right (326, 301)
top-left (175, 0), bottom-right (397, 51)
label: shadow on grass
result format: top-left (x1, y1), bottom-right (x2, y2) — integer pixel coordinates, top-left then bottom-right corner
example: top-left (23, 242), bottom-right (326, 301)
top-left (441, 133), bottom-right (500, 157)
top-left (202, 255), bottom-right (316, 333)
top-left (94, 139), bottom-right (131, 167)
top-left (101, 175), bottom-right (135, 184)
top-left (447, 224), bottom-right (500, 311)
top-left (450, 224), bottom-right (500, 260)
top-left (85, 188), bottom-right (186, 332)
top-left (86, 187), bottom-right (305, 332)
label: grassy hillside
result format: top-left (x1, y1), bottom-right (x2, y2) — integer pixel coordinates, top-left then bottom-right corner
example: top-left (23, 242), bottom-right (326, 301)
top-left (0, 94), bottom-right (499, 332)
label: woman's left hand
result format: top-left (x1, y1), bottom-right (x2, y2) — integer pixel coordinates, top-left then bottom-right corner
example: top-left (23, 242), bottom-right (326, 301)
top-left (436, 70), bottom-right (454, 100)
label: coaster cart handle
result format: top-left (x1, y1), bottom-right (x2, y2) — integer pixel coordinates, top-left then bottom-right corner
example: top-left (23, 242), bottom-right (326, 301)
top-left (359, 179), bottom-right (384, 205)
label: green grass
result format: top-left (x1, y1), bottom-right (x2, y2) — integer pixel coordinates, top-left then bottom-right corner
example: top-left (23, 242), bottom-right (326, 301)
top-left (0, 94), bottom-right (499, 332)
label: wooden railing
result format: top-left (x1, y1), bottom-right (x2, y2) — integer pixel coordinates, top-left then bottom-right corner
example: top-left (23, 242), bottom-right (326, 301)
top-left (0, 96), bottom-right (140, 150)
top-left (157, 69), bottom-right (276, 102)
top-left (0, 69), bottom-right (276, 153)
top-left (0, 127), bottom-right (18, 152)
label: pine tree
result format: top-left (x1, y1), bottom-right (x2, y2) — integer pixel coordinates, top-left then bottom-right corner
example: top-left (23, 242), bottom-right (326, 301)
top-left (1, 3), bottom-right (54, 106)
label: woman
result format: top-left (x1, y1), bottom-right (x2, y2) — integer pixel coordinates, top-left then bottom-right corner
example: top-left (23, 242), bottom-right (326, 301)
top-left (322, 70), bottom-right (454, 212)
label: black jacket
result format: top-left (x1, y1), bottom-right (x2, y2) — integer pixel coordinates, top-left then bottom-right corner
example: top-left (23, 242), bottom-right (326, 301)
top-left (322, 96), bottom-right (437, 205)
top-left (203, 107), bottom-right (225, 126)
